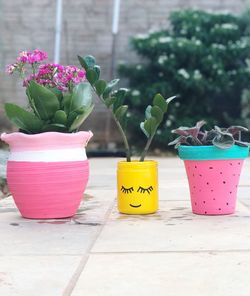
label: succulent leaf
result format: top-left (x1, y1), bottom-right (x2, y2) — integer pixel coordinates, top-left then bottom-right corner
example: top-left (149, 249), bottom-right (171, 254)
top-left (168, 136), bottom-right (189, 148)
top-left (212, 133), bottom-right (235, 149)
top-left (145, 105), bottom-right (152, 119)
top-left (94, 80), bottom-right (107, 96)
top-left (226, 126), bottom-right (249, 135)
top-left (78, 55), bottom-right (96, 70)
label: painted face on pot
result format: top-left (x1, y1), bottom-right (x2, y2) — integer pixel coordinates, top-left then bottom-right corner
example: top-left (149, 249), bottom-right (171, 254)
top-left (117, 161), bottom-right (158, 214)
top-left (120, 185), bottom-right (154, 209)
top-left (118, 176), bottom-right (158, 214)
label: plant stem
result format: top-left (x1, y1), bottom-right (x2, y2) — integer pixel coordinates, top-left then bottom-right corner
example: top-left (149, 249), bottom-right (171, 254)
top-left (26, 87), bottom-right (41, 119)
top-left (31, 63), bottom-right (36, 75)
top-left (113, 116), bottom-right (131, 161)
top-left (140, 133), bottom-right (154, 162)
top-left (91, 86), bottom-right (131, 161)
top-left (193, 136), bottom-right (202, 145)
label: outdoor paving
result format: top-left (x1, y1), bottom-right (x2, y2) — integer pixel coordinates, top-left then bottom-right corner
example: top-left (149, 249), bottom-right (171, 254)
top-left (0, 157), bottom-right (250, 296)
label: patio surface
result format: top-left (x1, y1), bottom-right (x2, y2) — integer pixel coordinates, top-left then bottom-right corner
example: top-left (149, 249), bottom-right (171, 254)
top-left (1, 157), bottom-right (250, 296)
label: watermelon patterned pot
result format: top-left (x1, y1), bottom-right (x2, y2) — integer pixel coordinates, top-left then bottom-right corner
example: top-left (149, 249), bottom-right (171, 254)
top-left (0, 131), bottom-right (92, 219)
top-left (178, 145), bottom-right (249, 215)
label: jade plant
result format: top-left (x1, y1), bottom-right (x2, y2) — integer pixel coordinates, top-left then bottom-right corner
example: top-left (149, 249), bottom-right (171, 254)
top-left (78, 55), bottom-right (175, 161)
top-left (169, 120), bottom-right (249, 149)
top-left (4, 50), bottom-right (94, 134)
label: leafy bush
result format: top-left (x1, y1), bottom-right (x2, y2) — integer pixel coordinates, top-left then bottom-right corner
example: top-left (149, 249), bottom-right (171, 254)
top-left (119, 10), bottom-right (250, 149)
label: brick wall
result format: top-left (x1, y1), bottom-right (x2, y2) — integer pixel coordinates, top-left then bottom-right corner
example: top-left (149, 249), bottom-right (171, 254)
top-left (0, 0), bottom-right (249, 144)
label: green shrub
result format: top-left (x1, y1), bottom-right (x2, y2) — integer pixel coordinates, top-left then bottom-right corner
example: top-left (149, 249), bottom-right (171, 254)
top-left (119, 9), bottom-right (250, 149)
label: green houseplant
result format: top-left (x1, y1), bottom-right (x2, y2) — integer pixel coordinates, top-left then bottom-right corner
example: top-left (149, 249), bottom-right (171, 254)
top-left (0, 50), bottom-right (94, 219)
top-left (78, 54), bottom-right (175, 214)
top-left (169, 121), bottom-right (249, 215)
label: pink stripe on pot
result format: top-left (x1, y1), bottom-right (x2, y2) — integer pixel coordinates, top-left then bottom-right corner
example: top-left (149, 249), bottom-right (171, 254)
top-left (184, 159), bottom-right (243, 215)
top-left (7, 160), bottom-right (89, 219)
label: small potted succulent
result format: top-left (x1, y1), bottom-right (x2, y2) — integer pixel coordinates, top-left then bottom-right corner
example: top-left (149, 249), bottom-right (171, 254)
top-left (0, 50), bottom-right (94, 219)
top-left (169, 121), bottom-right (249, 215)
top-left (78, 55), bottom-right (175, 214)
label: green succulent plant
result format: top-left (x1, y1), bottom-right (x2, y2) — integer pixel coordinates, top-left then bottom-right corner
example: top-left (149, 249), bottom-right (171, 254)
top-left (78, 55), bottom-right (175, 161)
top-left (4, 81), bottom-right (94, 134)
top-left (169, 120), bottom-right (249, 149)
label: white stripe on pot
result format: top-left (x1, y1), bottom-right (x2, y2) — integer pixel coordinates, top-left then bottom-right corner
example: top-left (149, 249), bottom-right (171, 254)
top-left (8, 148), bottom-right (87, 162)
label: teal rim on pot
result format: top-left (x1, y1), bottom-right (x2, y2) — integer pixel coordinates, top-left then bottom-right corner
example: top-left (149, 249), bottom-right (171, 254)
top-left (178, 145), bottom-right (249, 161)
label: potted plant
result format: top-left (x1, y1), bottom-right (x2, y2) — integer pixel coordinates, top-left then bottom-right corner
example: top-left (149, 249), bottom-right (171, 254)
top-left (169, 121), bottom-right (249, 215)
top-left (0, 50), bottom-right (94, 219)
top-left (78, 55), bottom-right (175, 214)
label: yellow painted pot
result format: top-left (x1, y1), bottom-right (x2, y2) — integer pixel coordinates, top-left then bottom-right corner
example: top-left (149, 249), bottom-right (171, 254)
top-left (117, 160), bottom-right (158, 214)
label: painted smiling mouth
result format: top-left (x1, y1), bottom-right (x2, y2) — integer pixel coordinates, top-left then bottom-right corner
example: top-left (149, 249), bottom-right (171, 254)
top-left (129, 204), bottom-right (141, 208)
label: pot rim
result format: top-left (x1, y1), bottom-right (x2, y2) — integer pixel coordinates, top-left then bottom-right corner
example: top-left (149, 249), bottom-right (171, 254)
top-left (117, 159), bottom-right (157, 169)
top-left (1, 130), bottom-right (92, 139)
top-left (178, 145), bottom-right (249, 160)
top-left (0, 130), bottom-right (93, 151)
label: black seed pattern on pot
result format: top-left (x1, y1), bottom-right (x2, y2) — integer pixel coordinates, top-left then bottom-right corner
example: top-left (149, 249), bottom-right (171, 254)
top-left (188, 161), bottom-right (240, 215)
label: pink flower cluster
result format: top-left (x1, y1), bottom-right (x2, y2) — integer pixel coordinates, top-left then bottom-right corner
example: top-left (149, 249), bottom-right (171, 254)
top-left (6, 49), bottom-right (48, 75)
top-left (55, 65), bottom-right (86, 91)
top-left (6, 50), bottom-right (86, 92)
top-left (17, 49), bottom-right (48, 64)
top-left (23, 63), bottom-right (86, 91)
top-left (5, 63), bottom-right (18, 75)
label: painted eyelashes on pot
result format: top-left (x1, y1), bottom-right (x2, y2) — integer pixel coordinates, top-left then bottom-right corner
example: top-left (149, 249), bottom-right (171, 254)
top-left (121, 186), bottom-right (154, 194)
top-left (137, 186), bottom-right (153, 194)
top-left (121, 186), bottom-right (134, 193)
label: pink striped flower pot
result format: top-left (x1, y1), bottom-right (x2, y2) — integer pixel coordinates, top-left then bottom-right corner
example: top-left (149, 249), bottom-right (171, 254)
top-left (0, 131), bottom-right (93, 219)
top-left (178, 145), bottom-right (249, 215)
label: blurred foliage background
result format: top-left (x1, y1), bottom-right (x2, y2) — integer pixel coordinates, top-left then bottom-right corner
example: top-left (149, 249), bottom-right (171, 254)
top-left (119, 9), bottom-right (250, 149)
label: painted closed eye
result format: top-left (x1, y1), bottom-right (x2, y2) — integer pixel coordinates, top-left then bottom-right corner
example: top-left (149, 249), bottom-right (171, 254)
top-left (137, 186), bottom-right (153, 194)
top-left (121, 186), bottom-right (134, 194)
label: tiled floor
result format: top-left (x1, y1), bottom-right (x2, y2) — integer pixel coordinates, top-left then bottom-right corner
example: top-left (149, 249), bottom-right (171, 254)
top-left (1, 157), bottom-right (250, 296)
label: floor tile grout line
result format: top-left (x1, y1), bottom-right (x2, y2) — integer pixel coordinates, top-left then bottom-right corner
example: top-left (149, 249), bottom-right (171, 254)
top-left (2, 249), bottom-right (250, 257)
top-left (62, 199), bottom-right (116, 296)
top-left (0, 254), bottom-right (88, 257)
top-left (89, 249), bottom-right (250, 255)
